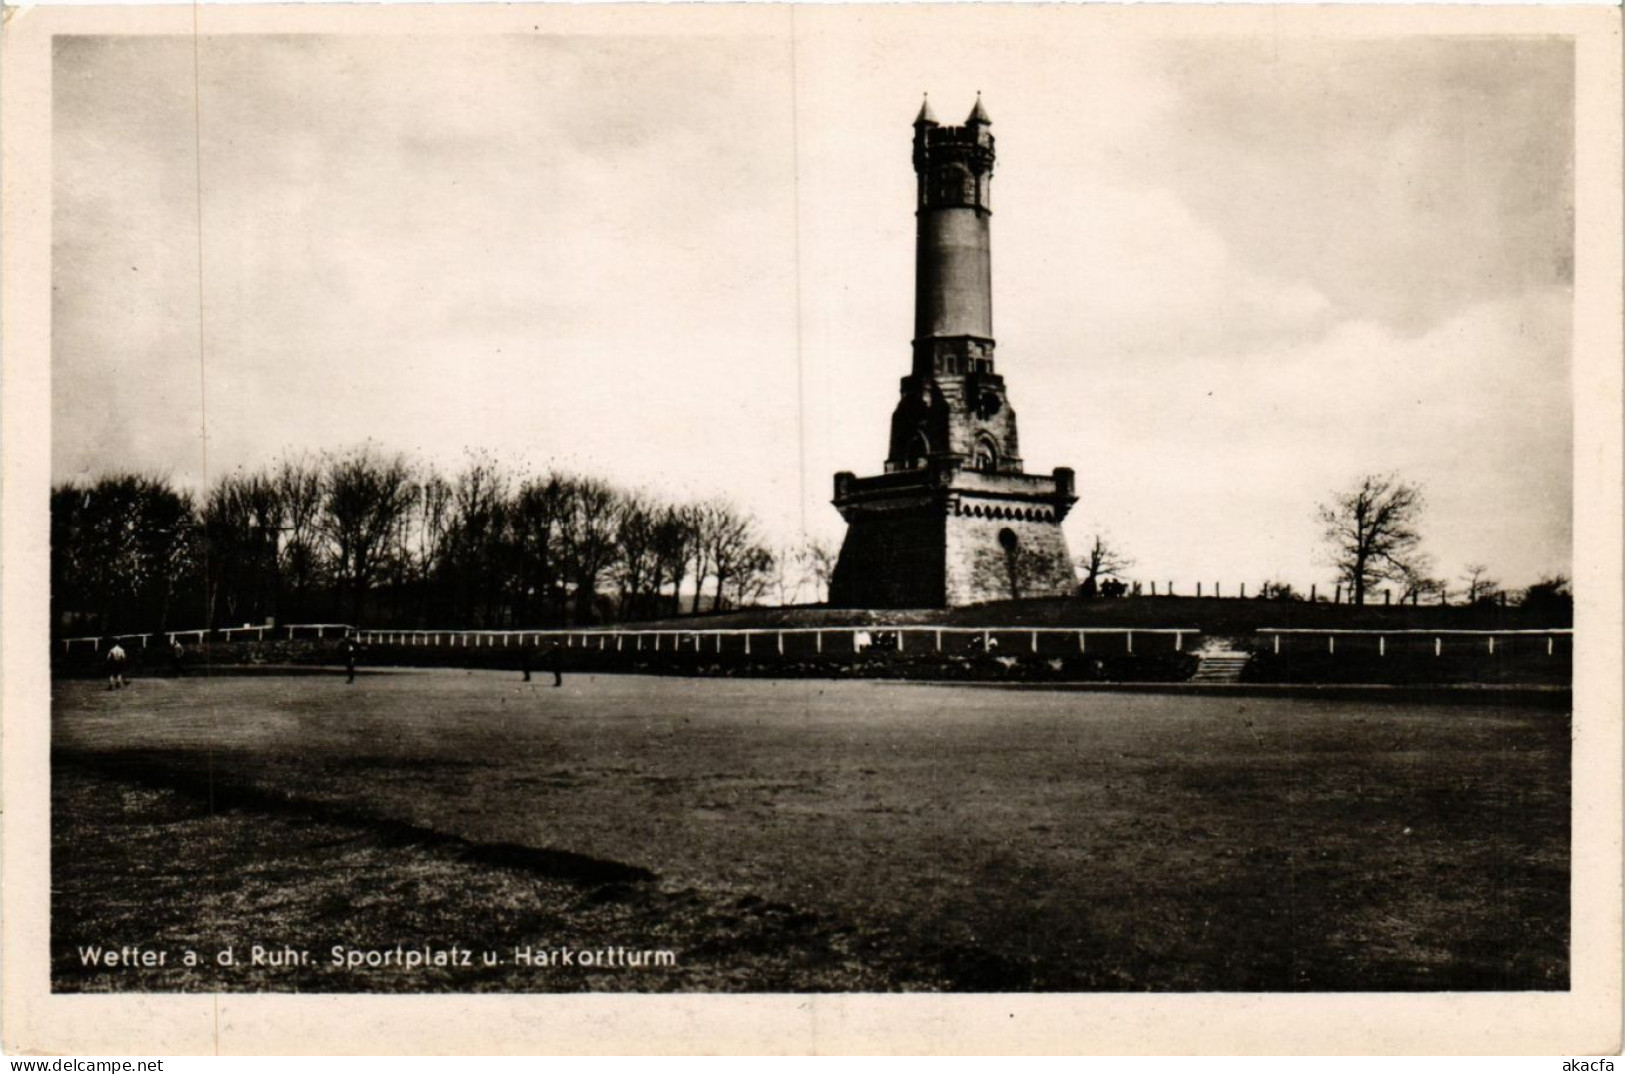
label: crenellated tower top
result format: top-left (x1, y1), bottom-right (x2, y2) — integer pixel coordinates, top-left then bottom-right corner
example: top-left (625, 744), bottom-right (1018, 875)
top-left (912, 95), bottom-right (995, 216)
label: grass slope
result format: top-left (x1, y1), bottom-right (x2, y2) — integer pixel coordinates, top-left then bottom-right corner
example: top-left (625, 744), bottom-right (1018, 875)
top-left (625, 595), bottom-right (1569, 635)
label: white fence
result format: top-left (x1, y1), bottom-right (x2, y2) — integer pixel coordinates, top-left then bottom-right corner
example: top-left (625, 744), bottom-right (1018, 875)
top-left (352, 625), bottom-right (1198, 656)
top-left (61, 624), bottom-right (1572, 660)
top-left (1257, 628), bottom-right (1573, 657)
top-left (60, 623), bottom-right (356, 652)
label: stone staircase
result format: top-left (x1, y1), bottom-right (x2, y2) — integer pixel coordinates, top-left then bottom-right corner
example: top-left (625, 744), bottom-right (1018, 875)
top-left (1189, 649), bottom-right (1252, 684)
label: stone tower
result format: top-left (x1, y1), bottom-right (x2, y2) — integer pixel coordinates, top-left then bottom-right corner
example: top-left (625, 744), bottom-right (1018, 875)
top-left (830, 97), bottom-right (1078, 608)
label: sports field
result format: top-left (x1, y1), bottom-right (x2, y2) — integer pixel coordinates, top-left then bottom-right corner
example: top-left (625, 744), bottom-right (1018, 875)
top-left (52, 671), bottom-right (1569, 992)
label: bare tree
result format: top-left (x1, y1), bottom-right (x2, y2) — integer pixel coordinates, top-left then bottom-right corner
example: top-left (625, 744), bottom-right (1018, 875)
top-left (52, 473), bottom-right (200, 635)
top-left (406, 468), bottom-right (455, 624)
top-left (1316, 473), bottom-right (1425, 605)
top-left (558, 476), bottom-right (620, 623)
top-left (202, 471), bottom-right (283, 628)
top-left (444, 453), bottom-right (513, 627)
top-left (1460, 563), bottom-right (1501, 605)
top-left (795, 537), bottom-right (839, 604)
top-left (650, 505), bottom-right (693, 618)
top-left (512, 473), bottom-right (567, 624)
top-left (613, 493), bottom-right (661, 620)
top-left (1390, 553), bottom-right (1447, 605)
top-left (321, 445), bottom-right (417, 621)
top-left (1075, 531), bottom-right (1133, 596)
top-left (705, 501), bottom-right (758, 612)
top-left (273, 454), bottom-right (325, 619)
top-left (771, 544), bottom-right (802, 606)
top-left (685, 501), bottom-right (715, 615)
top-left (730, 544), bottom-right (777, 609)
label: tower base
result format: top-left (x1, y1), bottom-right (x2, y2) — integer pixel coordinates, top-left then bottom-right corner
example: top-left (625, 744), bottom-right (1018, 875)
top-left (830, 461), bottom-right (1078, 609)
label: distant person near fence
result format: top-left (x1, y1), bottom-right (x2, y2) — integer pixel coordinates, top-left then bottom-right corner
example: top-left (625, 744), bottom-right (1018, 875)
top-left (105, 642), bottom-right (127, 690)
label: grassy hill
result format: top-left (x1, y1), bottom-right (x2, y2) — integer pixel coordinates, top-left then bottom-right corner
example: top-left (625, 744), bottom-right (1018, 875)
top-left (624, 595), bottom-right (1571, 635)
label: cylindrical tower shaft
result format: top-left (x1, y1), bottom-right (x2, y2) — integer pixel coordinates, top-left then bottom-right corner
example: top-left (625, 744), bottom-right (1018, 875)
top-left (911, 97), bottom-right (995, 377)
top-left (915, 210), bottom-right (991, 341)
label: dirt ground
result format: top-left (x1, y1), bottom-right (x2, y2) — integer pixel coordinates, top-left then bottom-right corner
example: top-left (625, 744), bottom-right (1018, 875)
top-left (52, 671), bottom-right (1569, 992)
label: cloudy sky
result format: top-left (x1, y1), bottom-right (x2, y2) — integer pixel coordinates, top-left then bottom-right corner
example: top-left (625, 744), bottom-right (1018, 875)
top-left (52, 10), bottom-right (1575, 592)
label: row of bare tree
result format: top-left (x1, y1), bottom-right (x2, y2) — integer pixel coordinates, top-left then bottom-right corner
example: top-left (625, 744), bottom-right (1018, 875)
top-left (52, 446), bottom-right (836, 636)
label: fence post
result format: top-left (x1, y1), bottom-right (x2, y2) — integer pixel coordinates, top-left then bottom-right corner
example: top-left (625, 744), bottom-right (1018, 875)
top-left (935, 629), bottom-right (942, 652)
top-left (777, 631), bottom-right (784, 655)
top-left (1126, 630), bottom-right (1134, 654)
top-left (983, 629), bottom-right (991, 651)
top-left (816, 630), bottom-right (823, 654)
top-left (1434, 636), bottom-right (1441, 657)
top-left (898, 631), bottom-right (905, 653)
top-left (745, 633), bottom-right (751, 655)
top-left (1328, 635), bottom-right (1335, 654)
top-left (1384, 590), bottom-right (1391, 606)
top-left (1197, 582), bottom-right (1203, 597)
top-left (1379, 636), bottom-right (1386, 657)
top-left (1150, 581), bottom-right (1157, 596)
top-left (1031, 630), bottom-right (1038, 653)
top-left (1311, 584), bottom-right (1318, 602)
top-left (1488, 636), bottom-right (1495, 655)
top-left (1547, 635), bottom-right (1554, 657)
top-left (1273, 634), bottom-right (1280, 654)
top-left (1215, 582), bottom-right (1221, 598)
top-left (1174, 631), bottom-right (1182, 650)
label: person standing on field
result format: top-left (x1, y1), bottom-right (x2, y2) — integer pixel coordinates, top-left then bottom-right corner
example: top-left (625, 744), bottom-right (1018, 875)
top-left (105, 642), bottom-right (128, 690)
top-left (549, 640), bottom-right (563, 688)
top-left (344, 638), bottom-right (357, 684)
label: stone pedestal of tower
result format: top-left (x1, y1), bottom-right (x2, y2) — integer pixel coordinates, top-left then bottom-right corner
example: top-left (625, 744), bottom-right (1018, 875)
top-left (830, 97), bottom-right (1078, 609)
top-left (832, 462), bottom-right (1077, 607)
